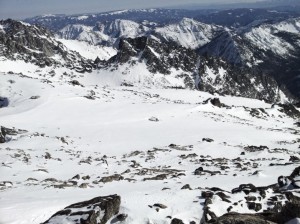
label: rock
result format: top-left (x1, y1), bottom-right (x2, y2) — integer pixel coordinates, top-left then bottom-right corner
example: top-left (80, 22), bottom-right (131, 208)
top-left (232, 183), bottom-right (257, 194)
top-left (116, 213), bottom-right (128, 221)
top-left (149, 117), bottom-right (159, 122)
top-left (79, 183), bottom-right (89, 188)
top-left (244, 145), bottom-right (269, 152)
top-left (290, 155), bottom-right (300, 162)
top-left (171, 218), bottom-right (184, 224)
top-left (45, 152), bottom-right (51, 159)
top-left (194, 167), bottom-right (204, 175)
top-left (43, 195), bottom-right (121, 224)
top-left (0, 131), bottom-right (5, 143)
top-left (100, 174), bottom-right (124, 183)
top-left (247, 202), bottom-right (262, 212)
top-left (201, 191), bottom-right (214, 198)
top-left (210, 98), bottom-right (222, 107)
top-left (194, 167), bottom-right (221, 176)
top-left (143, 174), bottom-right (168, 181)
top-left (72, 174), bottom-right (80, 180)
top-left (153, 203), bottom-right (167, 209)
top-left (277, 104), bottom-right (300, 119)
top-left (0, 126), bottom-right (27, 143)
top-left (202, 138), bottom-right (214, 142)
top-left (181, 184), bottom-right (192, 190)
top-left (70, 80), bottom-right (82, 86)
top-left (30, 96), bottom-right (40, 99)
top-left (215, 213), bottom-right (275, 224)
top-left (82, 175), bottom-right (90, 180)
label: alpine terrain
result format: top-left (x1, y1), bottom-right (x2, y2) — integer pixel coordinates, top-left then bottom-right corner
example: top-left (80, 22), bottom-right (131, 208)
top-left (1, 6), bottom-right (300, 224)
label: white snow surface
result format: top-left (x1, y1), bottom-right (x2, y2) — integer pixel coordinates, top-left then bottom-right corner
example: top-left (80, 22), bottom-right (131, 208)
top-left (0, 57), bottom-right (299, 224)
top-left (155, 18), bottom-right (219, 49)
top-left (58, 38), bottom-right (117, 60)
top-left (58, 20), bottom-right (149, 46)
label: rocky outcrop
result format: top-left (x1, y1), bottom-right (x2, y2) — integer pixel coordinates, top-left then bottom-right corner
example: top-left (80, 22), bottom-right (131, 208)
top-left (0, 126), bottom-right (27, 143)
top-left (43, 195), bottom-right (121, 224)
top-left (202, 166), bottom-right (300, 224)
top-left (0, 19), bottom-right (93, 71)
top-left (104, 36), bottom-right (289, 102)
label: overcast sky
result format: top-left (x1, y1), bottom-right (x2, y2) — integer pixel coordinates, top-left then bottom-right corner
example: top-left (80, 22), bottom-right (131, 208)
top-left (0, 0), bottom-right (270, 19)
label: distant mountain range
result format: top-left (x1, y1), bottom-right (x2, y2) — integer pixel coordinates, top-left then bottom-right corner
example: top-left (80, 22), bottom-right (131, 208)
top-left (0, 8), bottom-right (299, 101)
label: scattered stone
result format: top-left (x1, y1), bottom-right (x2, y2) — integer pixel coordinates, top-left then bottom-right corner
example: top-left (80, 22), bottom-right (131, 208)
top-left (82, 175), bottom-right (90, 180)
top-left (149, 117), bottom-right (159, 122)
top-left (70, 80), bottom-right (82, 86)
top-left (290, 155), bottom-right (300, 162)
top-left (30, 96), bottom-right (40, 99)
top-left (171, 218), bottom-right (184, 224)
top-left (79, 183), bottom-right (89, 188)
top-left (45, 152), bottom-right (51, 159)
top-left (153, 203), bottom-right (167, 209)
top-left (43, 178), bottom-right (58, 182)
top-left (72, 174), bottom-right (80, 180)
top-left (116, 213), bottom-right (128, 221)
top-left (100, 174), bottom-right (124, 183)
top-left (210, 98), bottom-right (222, 107)
top-left (181, 184), bottom-right (192, 190)
top-left (202, 138), bottom-right (214, 143)
top-left (244, 145), bottom-right (269, 152)
top-left (276, 104), bottom-right (300, 119)
top-left (143, 174), bottom-right (168, 181)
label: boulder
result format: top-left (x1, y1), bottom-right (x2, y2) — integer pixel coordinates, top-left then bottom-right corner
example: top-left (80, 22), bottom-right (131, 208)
top-left (171, 218), bottom-right (185, 224)
top-left (43, 195), bottom-right (121, 224)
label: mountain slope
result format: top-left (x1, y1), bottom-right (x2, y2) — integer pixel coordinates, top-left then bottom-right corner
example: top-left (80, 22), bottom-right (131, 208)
top-left (0, 19), bottom-right (93, 72)
top-left (154, 18), bottom-right (222, 49)
top-left (199, 17), bottom-right (300, 99)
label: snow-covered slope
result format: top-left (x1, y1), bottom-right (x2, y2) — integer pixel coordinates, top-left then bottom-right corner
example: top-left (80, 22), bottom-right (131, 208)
top-left (0, 19), bottom-right (94, 72)
top-left (57, 19), bottom-right (149, 46)
top-left (58, 38), bottom-right (117, 60)
top-left (0, 65), bottom-right (299, 224)
top-left (155, 18), bottom-right (221, 49)
top-left (1, 15), bottom-right (300, 224)
top-left (199, 17), bottom-right (300, 99)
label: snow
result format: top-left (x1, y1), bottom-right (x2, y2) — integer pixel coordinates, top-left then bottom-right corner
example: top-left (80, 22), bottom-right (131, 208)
top-left (1, 15), bottom-right (300, 224)
top-left (0, 55), bottom-right (299, 224)
top-left (77, 15), bottom-right (89, 20)
top-left (58, 38), bottom-right (117, 60)
top-left (245, 24), bottom-right (299, 56)
top-left (58, 20), bottom-right (149, 46)
top-left (155, 18), bottom-right (218, 49)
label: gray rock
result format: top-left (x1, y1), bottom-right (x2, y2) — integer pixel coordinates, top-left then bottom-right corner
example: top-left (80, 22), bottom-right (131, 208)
top-left (171, 218), bottom-right (185, 224)
top-left (43, 195), bottom-right (121, 224)
top-left (100, 174), bottom-right (124, 183)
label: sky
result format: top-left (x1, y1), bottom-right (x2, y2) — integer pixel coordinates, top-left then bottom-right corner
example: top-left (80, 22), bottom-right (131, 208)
top-left (0, 0), bottom-right (278, 20)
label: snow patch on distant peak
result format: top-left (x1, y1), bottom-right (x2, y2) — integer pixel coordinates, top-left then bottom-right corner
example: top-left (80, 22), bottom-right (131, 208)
top-left (77, 15), bottom-right (89, 20)
top-left (155, 18), bottom-right (219, 49)
top-left (245, 25), bottom-right (295, 56)
top-left (273, 17), bottom-right (300, 34)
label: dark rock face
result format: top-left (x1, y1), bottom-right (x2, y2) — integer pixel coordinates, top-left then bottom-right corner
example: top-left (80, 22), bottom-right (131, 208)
top-left (0, 126), bottom-right (27, 143)
top-left (0, 19), bottom-right (93, 71)
top-left (0, 97), bottom-right (9, 108)
top-left (214, 213), bottom-right (274, 224)
top-left (105, 36), bottom-right (287, 102)
top-left (109, 36), bottom-right (199, 77)
top-left (276, 104), bottom-right (300, 119)
top-left (43, 195), bottom-right (121, 224)
top-left (0, 130), bottom-right (5, 143)
top-left (199, 20), bottom-right (300, 100)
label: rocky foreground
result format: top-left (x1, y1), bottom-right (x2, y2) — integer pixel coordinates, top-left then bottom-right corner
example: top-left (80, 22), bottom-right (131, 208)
top-left (35, 166), bottom-right (300, 224)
